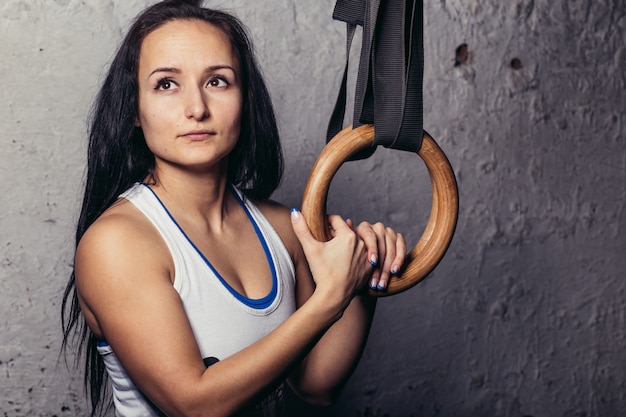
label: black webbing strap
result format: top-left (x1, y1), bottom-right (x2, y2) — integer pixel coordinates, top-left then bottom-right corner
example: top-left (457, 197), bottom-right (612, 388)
top-left (327, 0), bottom-right (424, 160)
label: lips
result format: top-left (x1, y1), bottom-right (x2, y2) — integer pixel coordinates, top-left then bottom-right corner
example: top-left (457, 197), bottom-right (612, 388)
top-left (180, 130), bottom-right (215, 140)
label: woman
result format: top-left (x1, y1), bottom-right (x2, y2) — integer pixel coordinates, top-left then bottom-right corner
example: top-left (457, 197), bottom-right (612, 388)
top-left (61, 1), bottom-right (406, 416)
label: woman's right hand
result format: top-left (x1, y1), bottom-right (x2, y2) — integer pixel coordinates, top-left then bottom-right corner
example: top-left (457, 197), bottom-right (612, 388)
top-left (290, 209), bottom-right (374, 310)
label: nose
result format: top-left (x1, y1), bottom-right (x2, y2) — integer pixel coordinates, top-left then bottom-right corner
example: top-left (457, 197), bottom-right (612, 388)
top-left (185, 87), bottom-right (209, 120)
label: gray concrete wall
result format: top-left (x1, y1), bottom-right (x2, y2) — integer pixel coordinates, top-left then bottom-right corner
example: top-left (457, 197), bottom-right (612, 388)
top-left (1, 0), bottom-right (624, 416)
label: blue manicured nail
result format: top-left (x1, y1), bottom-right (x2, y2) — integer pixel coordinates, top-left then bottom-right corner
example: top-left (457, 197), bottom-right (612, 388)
top-left (369, 255), bottom-right (378, 266)
top-left (290, 208), bottom-right (302, 222)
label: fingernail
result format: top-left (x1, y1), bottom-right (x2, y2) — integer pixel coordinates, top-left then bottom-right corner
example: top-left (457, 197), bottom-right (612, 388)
top-left (377, 280), bottom-right (387, 290)
top-left (370, 278), bottom-right (378, 290)
top-left (290, 208), bottom-right (301, 222)
top-left (369, 255), bottom-right (378, 266)
top-left (391, 265), bottom-right (399, 275)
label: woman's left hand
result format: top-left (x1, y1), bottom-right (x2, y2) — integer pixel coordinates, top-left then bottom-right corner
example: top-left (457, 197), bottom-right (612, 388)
top-left (347, 220), bottom-right (407, 292)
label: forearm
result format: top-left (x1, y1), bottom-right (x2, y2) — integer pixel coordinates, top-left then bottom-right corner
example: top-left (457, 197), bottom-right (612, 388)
top-left (290, 294), bottom-right (377, 405)
top-left (163, 291), bottom-right (344, 417)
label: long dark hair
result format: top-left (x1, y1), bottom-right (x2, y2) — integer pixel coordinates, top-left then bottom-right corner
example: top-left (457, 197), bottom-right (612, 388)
top-left (61, 1), bottom-right (283, 414)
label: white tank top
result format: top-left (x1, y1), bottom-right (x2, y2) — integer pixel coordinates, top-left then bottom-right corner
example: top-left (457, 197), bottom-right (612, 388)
top-left (97, 183), bottom-right (297, 416)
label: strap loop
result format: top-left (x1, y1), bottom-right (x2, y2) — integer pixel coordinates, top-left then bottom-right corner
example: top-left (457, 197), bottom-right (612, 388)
top-left (327, 0), bottom-right (424, 159)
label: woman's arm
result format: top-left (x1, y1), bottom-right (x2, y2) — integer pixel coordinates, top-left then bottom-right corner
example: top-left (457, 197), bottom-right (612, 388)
top-left (283, 211), bottom-right (406, 404)
top-left (76, 205), bottom-right (375, 417)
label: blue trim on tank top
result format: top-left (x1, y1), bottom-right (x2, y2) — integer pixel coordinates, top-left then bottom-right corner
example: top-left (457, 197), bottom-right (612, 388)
top-left (139, 183), bottom-right (278, 309)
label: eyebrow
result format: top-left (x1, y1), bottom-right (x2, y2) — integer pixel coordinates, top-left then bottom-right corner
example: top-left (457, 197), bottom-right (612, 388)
top-left (149, 65), bottom-right (237, 77)
top-left (149, 67), bottom-right (180, 77)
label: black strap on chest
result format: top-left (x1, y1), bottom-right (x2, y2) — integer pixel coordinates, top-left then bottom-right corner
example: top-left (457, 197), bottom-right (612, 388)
top-left (326, 0), bottom-right (424, 160)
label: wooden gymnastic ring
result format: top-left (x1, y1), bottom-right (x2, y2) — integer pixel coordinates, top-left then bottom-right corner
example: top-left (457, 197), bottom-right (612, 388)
top-left (301, 124), bottom-right (459, 296)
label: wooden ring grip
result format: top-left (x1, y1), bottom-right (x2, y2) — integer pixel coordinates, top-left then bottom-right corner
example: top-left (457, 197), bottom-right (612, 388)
top-left (301, 125), bottom-right (459, 296)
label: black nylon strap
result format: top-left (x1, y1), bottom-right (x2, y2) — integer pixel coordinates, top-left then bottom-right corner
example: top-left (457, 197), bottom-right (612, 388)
top-left (327, 0), bottom-right (424, 159)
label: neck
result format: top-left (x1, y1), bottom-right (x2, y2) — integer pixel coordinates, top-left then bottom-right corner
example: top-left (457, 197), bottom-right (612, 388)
top-left (146, 162), bottom-right (235, 232)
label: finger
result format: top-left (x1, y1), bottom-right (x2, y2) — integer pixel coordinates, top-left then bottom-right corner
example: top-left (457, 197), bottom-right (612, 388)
top-left (368, 268), bottom-right (381, 291)
top-left (376, 227), bottom-right (398, 290)
top-left (372, 222), bottom-right (388, 263)
top-left (355, 222), bottom-right (385, 290)
top-left (326, 214), bottom-right (352, 234)
top-left (390, 232), bottom-right (407, 276)
top-left (356, 222), bottom-right (381, 267)
top-left (290, 208), bottom-right (318, 253)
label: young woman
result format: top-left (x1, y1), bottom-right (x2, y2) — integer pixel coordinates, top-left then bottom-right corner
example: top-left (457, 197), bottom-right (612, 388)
top-left (61, 1), bottom-right (406, 416)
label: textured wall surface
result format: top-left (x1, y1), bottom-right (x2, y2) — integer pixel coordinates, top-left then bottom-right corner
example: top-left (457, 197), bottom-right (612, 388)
top-left (1, 0), bottom-right (625, 416)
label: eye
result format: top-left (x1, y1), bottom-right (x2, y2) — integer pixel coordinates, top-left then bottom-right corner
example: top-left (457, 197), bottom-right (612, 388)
top-left (207, 76), bottom-right (229, 88)
top-left (154, 78), bottom-right (176, 91)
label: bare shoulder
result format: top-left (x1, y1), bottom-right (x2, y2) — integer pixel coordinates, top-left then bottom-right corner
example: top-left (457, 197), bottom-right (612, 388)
top-left (79, 198), bottom-right (164, 255)
top-left (253, 198), bottom-right (301, 258)
top-left (77, 198), bottom-right (171, 277)
top-left (75, 198), bottom-right (173, 335)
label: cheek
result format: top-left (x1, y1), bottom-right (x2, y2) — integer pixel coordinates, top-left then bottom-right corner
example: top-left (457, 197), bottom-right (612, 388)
top-left (138, 113), bottom-right (167, 151)
top-left (228, 99), bottom-right (244, 130)
top-left (138, 107), bottom-right (168, 136)
top-left (137, 93), bottom-right (169, 127)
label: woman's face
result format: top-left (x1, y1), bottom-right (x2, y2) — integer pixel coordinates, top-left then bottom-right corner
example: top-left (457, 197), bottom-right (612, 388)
top-left (136, 19), bottom-right (243, 175)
